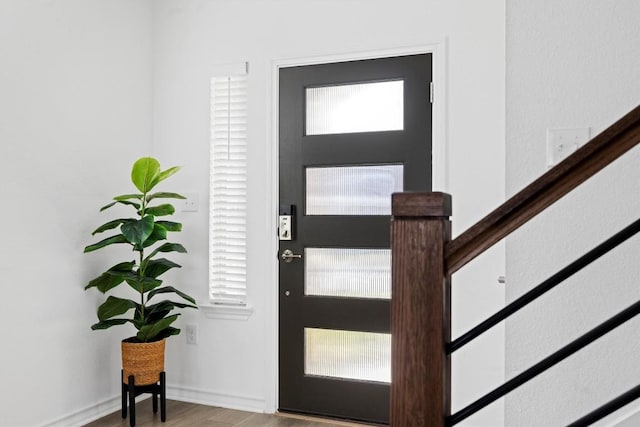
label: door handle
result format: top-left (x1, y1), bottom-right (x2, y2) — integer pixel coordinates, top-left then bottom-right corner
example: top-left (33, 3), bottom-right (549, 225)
top-left (281, 249), bottom-right (302, 263)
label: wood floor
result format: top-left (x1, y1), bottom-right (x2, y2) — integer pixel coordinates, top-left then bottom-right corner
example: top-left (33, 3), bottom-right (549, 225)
top-left (84, 399), bottom-right (371, 427)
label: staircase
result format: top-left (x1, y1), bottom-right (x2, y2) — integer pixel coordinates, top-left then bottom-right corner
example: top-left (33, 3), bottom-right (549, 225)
top-left (390, 104), bottom-right (640, 426)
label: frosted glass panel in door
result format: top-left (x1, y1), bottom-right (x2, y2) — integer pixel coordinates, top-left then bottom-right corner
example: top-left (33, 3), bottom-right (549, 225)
top-left (305, 248), bottom-right (391, 299)
top-left (306, 80), bottom-right (404, 135)
top-left (305, 328), bottom-right (391, 383)
top-left (306, 164), bottom-right (403, 215)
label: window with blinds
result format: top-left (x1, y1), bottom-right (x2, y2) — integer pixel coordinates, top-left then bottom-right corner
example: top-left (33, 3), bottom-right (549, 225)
top-left (209, 69), bottom-right (248, 306)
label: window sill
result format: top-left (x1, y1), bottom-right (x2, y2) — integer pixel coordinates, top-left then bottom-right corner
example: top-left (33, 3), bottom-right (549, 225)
top-left (199, 303), bottom-right (254, 321)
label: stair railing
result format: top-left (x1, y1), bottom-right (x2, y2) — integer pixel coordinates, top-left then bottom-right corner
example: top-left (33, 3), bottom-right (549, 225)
top-left (390, 104), bottom-right (640, 426)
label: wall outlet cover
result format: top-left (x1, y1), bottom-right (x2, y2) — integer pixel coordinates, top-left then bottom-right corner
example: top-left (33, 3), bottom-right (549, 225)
top-left (181, 192), bottom-right (199, 212)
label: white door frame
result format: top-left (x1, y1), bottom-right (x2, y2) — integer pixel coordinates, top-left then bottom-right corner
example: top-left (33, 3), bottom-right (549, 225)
top-left (265, 42), bottom-right (448, 413)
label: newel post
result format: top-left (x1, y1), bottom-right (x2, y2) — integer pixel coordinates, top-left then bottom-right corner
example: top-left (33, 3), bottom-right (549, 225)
top-left (390, 192), bottom-right (452, 427)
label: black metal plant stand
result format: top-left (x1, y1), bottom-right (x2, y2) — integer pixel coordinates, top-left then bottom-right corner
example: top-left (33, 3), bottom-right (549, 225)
top-left (121, 370), bottom-right (166, 427)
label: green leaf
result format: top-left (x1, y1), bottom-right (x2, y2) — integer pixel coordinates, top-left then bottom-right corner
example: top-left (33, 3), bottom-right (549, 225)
top-left (109, 261), bottom-right (137, 272)
top-left (91, 318), bottom-right (131, 330)
top-left (143, 258), bottom-right (181, 279)
top-left (136, 314), bottom-right (179, 342)
top-left (141, 223), bottom-right (167, 248)
top-left (97, 296), bottom-right (137, 321)
top-left (147, 286), bottom-right (197, 305)
top-left (153, 327), bottom-right (181, 340)
top-left (99, 200), bottom-right (141, 212)
top-left (146, 192), bottom-right (186, 202)
top-left (156, 221), bottom-right (182, 232)
top-left (85, 261), bottom-right (136, 293)
top-left (146, 300), bottom-right (196, 314)
top-left (132, 307), bottom-right (145, 329)
top-left (84, 234), bottom-right (129, 253)
top-left (125, 276), bottom-right (162, 293)
top-left (131, 157), bottom-right (161, 193)
top-left (144, 306), bottom-right (172, 324)
top-left (121, 215), bottom-right (155, 247)
top-left (144, 302), bottom-right (195, 329)
top-left (145, 204), bottom-right (175, 217)
top-left (91, 218), bottom-right (135, 235)
top-left (158, 166), bottom-right (180, 184)
top-left (85, 273), bottom-right (123, 292)
top-left (113, 194), bottom-right (143, 201)
top-left (144, 300), bottom-right (189, 326)
top-left (145, 242), bottom-right (187, 261)
top-left (145, 300), bottom-right (173, 313)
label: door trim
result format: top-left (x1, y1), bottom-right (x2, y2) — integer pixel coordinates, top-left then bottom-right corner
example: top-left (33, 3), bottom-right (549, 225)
top-left (266, 43), bottom-right (448, 414)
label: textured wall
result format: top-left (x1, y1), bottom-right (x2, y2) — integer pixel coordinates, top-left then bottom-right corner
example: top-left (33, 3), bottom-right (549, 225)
top-left (505, 1), bottom-right (640, 425)
top-left (0, 1), bottom-right (153, 425)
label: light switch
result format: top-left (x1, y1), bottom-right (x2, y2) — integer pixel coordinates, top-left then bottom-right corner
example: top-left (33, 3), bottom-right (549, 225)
top-left (547, 128), bottom-right (590, 168)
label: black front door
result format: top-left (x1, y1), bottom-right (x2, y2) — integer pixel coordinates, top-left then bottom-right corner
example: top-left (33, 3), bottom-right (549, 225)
top-left (278, 54), bottom-right (432, 424)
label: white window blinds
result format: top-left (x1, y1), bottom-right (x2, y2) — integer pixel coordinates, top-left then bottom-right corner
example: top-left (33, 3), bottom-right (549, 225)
top-left (209, 69), bottom-right (248, 306)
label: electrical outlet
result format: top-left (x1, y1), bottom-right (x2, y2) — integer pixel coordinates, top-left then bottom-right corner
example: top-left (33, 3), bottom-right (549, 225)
top-left (181, 192), bottom-right (199, 212)
top-left (186, 324), bottom-right (198, 345)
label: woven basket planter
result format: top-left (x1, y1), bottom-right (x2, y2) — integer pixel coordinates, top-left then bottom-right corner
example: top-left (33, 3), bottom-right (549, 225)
top-left (121, 338), bottom-right (166, 386)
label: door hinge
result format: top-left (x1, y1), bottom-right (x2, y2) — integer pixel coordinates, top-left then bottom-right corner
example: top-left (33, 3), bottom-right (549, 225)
top-left (429, 81), bottom-right (434, 103)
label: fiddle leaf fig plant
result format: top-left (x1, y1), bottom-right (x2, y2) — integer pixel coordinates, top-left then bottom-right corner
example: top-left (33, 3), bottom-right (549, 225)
top-left (84, 157), bottom-right (197, 343)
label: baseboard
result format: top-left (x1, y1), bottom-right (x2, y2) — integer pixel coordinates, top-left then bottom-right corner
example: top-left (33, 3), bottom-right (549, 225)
top-left (39, 395), bottom-right (122, 427)
top-left (40, 393), bottom-right (156, 427)
top-left (39, 385), bottom-right (266, 427)
top-left (167, 384), bottom-right (266, 413)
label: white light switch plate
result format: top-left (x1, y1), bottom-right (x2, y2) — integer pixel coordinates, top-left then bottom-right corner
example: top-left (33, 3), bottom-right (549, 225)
top-left (547, 127), bottom-right (590, 168)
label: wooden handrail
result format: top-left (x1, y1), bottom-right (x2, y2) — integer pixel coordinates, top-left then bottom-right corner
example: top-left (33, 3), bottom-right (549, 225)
top-left (390, 104), bottom-right (640, 427)
top-left (445, 104), bottom-right (640, 275)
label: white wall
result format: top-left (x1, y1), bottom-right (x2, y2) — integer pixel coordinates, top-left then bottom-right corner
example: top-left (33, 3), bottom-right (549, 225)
top-left (505, 1), bottom-right (640, 425)
top-left (152, 1), bottom-right (505, 426)
top-left (8, 2), bottom-right (639, 425)
top-left (0, 1), bottom-right (153, 425)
